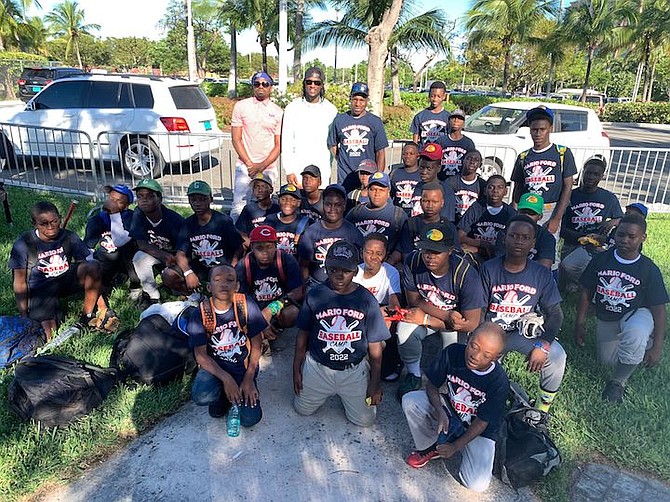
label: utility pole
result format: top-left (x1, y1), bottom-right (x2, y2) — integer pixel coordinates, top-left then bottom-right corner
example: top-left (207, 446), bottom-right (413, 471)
top-left (186, 0), bottom-right (197, 81)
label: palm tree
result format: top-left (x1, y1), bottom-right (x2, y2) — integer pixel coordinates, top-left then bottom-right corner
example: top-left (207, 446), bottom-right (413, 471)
top-left (0, 0), bottom-right (29, 50)
top-left (218, 0), bottom-right (252, 96)
top-left (465, 0), bottom-right (557, 95)
top-left (561, 0), bottom-right (637, 101)
top-left (45, 0), bottom-right (100, 69)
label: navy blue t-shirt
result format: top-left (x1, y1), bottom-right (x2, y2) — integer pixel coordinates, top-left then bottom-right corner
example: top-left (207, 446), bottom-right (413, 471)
top-left (176, 211), bottom-right (242, 276)
top-left (411, 180), bottom-right (457, 222)
top-left (511, 144), bottom-right (577, 204)
top-left (402, 251), bottom-right (486, 313)
top-left (561, 187), bottom-right (623, 245)
top-left (297, 220), bottom-right (364, 283)
top-left (300, 191), bottom-right (323, 222)
top-left (410, 108), bottom-right (450, 146)
top-left (435, 134), bottom-right (476, 177)
top-left (458, 201), bottom-right (516, 245)
top-left (263, 213), bottom-right (311, 256)
top-left (187, 295), bottom-right (267, 381)
top-left (481, 257), bottom-right (562, 340)
top-left (449, 176), bottom-right (487, 223)
top-left (236, 251), bottom-right (303, 308)
top-left (345, 201), bottom-right (408, 253)
top-left (84, 208), bottom-right (134, 253)
top-left (390, 165), bottom-right (422, 215)
top-left (130, 205), bottom-right (183, 253)
top-left (296, 283), bottom-right (390, 370)
top-left (426, 344), bottom-right (509, 440)
top-left (327, 111), bottom-right (389, 189)
top-left (494, 224), bottom-right (556, 264)
top-left (580, 249), bottom-right (668, 322)
top-left (9, 229), bottom-right (90, 288)
top-left (235, 201), bottom-right (280, 235)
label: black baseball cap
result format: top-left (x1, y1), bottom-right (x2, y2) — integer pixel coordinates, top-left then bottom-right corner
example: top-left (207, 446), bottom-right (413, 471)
top-left (323, 183), bottom-right (346, 200)
top-left (301, 165), bottom-right (321, 178)
top-left (350, 82), bottom-right (369, 98)
top-left (526, 105), bottom-right (554, 125)
top-left (279, 183), bottom-right (302, 199)
top-left (325, 240), bottom-right (360, 272)
top-left (416, 222), bottom-right (455, 253)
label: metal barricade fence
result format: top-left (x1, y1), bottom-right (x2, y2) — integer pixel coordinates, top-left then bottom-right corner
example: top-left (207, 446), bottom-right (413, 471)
top-left (1, 125), bottom-right (669, 213)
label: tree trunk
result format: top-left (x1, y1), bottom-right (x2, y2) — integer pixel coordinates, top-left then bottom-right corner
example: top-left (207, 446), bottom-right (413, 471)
top-left (502, 44), bottom-right (512, 95)
top-left (581, 47), bottom-right (594, 102)
top-left (261, 42), bottom-right (268, 73)
top-left (365, 0), bottom-right (403, 117)
top-left (390, 48), bottom-right (402, 106)
top-left (292, 0), bottom-right (304, 81)
top-left (641, 36), bottom-right (652, 102)
top-left (228, 24), bottom-right (237, 98)
top-left (646, 59), bottom-right (657, 102)
top-left (545, 52), bottom-right (556, 96)
top-left (76, 40), bottom-right (83, 69)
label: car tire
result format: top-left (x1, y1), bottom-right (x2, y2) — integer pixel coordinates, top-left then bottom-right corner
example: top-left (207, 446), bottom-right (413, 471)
top-left (479, 158), bottom-right (503, 180)
top-left (121, 137), bottom-right (165, 178)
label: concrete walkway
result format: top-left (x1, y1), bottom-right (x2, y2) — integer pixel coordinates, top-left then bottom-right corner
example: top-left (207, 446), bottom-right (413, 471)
top-left (40, 332), bottom-right (669, 502)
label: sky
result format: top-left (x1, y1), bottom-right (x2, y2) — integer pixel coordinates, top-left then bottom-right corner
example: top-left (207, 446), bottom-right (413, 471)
top-left (28, 0), bottom-right (473, 70)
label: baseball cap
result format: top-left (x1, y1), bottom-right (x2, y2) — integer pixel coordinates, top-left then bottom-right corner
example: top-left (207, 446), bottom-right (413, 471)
top-left (450, 108), bottom-right (466, 120)
top-left (301, 164), bottom-right (321, 178)
top-left (133, 178), bottom-right (163, 193)
top-left (416, 222), bottom-right (455, 253)
top-left (279, 183), bottom-right (302, 199)
top-left (249, 225), bottom-right (278, 243)
top-left (357, 159), bottom-right (378, 174)
top-left (368, 171), bottom-right (390, 188)
top-left (526, 105), bottom-right (554, 125)
top-left (104, 184), bottom-right (133, 204)
top-left (626, 202), bottom-right (648, 218)
top-left (325, 240), bottom-right (360, 272)
top-left (518, 192), bottom-right (544, 216)
top-left (186, 180), bottom-right (212, 196)
top-left (323, 183), bottom-right (346, 200)
top-left (350, 82), bottom-right (369, 98)
top-left (251, 71), bottom-right (273, 85)
top-left (251, 172), bottom-right (273, 188)
top-left (304, 67), bottom-right (324, 82)
top-left (419, 143), bottom-right (443, 161)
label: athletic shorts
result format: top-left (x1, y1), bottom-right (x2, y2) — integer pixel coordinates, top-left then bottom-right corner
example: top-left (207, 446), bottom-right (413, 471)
top-left (28, 262), bottom-right (83, 322)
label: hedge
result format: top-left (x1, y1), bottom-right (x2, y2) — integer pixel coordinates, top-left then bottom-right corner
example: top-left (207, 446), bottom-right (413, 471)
top-left (601, 102), bottom-right (670, 124)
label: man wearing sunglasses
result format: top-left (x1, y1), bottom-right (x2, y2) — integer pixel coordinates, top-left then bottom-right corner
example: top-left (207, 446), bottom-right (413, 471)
top-left (328, 82), bottom-right (389, 193)
top-left (281, 67), bottom-right (338, 189)
top-left (231, 71), bottom-right (283, 222)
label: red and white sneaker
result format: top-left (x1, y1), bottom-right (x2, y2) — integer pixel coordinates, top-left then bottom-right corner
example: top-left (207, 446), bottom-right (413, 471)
top-left (406, 448), bottom-right (440, 468)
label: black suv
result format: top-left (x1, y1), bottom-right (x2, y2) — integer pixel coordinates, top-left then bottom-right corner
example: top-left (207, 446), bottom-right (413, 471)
top-left (17, 67), bottom-right (84, 102)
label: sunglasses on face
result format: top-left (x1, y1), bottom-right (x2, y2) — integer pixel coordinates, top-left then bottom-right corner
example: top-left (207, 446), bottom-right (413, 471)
top-left (304, 79), bottom-right (322, 86)
top-left (253, 81), bottom-right (271, 88)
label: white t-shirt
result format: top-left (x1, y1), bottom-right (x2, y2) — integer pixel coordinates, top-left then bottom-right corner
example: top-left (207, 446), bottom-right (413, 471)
top-left (353, 262), bottom-right (401, 305)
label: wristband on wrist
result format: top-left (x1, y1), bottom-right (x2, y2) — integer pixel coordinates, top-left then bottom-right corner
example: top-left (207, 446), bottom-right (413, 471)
top-left (267, 300), bottom-right (284, 316)
top-left (533, 340), bottom-right (550, 355)
top-left (423, 313), bottom-right (430, 326)
top-left (183, 269), bottom-right (194, 277)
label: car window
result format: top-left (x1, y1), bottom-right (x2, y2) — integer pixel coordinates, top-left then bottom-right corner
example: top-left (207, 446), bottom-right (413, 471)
top-left (131, 84), bottom-right (154, 108)
top-left (169, 86), bottom-right (211, 110)
top-left (22, 69), bottom-right (53, 79)
top-left (34, 81), bottom-right (89, 109)
top-left (88, 81), bottom-right (123, 108)
top-left (556, 111), bottom-right (588, 132)
top-left (464, 105), bottom-right (526, 134)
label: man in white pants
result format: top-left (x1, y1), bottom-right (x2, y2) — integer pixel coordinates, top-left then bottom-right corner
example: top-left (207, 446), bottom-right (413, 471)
top-left (281, 67), bottom-right (337, 188)
top-left (231, 72), bottom-right (282, 222)
top-left (402, 322), bottom-right (509, 492)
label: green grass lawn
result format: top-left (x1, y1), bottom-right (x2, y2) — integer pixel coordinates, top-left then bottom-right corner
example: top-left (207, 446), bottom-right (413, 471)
top-left (0, 186), bottom-right (668, 500)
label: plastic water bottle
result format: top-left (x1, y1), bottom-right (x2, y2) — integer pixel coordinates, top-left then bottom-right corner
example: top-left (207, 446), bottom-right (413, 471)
top-left (227, 404), bottom-right (240, 437)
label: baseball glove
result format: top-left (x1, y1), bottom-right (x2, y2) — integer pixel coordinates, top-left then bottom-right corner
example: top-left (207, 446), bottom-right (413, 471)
top-left (517, 312), bottom-right (545, 339)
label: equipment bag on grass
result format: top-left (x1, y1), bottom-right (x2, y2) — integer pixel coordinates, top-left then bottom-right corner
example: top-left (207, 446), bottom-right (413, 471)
top-left (494, 384), bottom-right (561, 489)
top-left (8, 355), bottom-right (117, 427)
top-left (110, 313), bottom-right (197, 386)
top-left (0, 316), bottom-right (46, 369)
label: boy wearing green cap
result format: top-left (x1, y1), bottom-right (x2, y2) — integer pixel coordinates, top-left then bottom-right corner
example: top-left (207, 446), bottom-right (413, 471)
top-left (130, 179), bottom-right (184, 309)
top-left (166, 181), bottom-right (243, 296)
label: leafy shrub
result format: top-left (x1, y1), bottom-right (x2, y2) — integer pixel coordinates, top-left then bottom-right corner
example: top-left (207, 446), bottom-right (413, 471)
top-left (209, 96), bottom-right (236, 129)
top-left (383, 105), bottom-right (415, 140)
top-left (200, 81), bottom-right (228, 97)
top-left (601, 102), bottom-right (670, 124)
top-left (449, 95), bottom-right (495, 114)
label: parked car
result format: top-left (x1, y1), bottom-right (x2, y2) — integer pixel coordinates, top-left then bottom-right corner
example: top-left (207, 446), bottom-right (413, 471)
top-left (0, 73), bottom-right (223, 177)
top-left (17, 66), bottom-right (84, 102)
top-left (464, 101), bottom-right (610, 180)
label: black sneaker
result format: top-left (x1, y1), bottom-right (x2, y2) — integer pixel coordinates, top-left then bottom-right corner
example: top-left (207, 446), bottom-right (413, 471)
top-left (396, 373), bottom-right (423, 401)
top-left (208, 396), bottom-right (231, 418)
top-left (602, 380), bottom-right (625, 403)
top-left (137, 293), bottom-right (159, 311)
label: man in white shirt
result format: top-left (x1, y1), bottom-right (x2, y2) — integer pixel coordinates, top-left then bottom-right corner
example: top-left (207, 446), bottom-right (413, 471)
top-left (281, 67), bottom-right (338, 188)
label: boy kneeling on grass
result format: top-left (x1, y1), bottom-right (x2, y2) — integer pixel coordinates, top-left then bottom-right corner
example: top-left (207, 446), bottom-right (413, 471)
top-left (9, 201), bottom-right (119, 340)
top-left (575, 214), bottom-right (668, 403)
top-left (187, 265), bottom-right (267, 425)
top-left (402, 322), bottom-right (509, 492)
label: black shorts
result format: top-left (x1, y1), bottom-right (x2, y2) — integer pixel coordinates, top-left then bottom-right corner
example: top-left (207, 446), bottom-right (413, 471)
top-left (28, 263), bottom-right (83, 322)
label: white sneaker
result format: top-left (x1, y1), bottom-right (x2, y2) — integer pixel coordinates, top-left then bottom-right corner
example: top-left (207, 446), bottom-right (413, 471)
top-left (129, 288), bottom-right (143, 301)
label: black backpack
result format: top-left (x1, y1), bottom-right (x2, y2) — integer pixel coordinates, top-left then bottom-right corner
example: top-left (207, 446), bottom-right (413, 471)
top-left (0, 316), bottom-right (46, 369)
top-left (494, 384), bottom-right (561, 489)
top-left (8, 355), bottom-right (118, 427)
top-left (110, 313), bottom-right (197, 386)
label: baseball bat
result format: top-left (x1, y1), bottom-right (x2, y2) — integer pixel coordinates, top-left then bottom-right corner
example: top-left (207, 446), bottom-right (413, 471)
top-left (0, 182), bottom-right (11, 226)
top-left (62, 199), bottom-right (78, 229)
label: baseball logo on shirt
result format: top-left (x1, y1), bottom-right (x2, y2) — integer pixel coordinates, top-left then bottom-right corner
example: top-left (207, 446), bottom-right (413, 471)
top-left (316, 310), bottom-right (364, 361)
top-left (395, 181), bottom-right (417, 205)
top-left (572, 206), bottom-right (603, 229)
top-left (490, 290), bottom-right (534, 330)
top-left (476, 224), bottom-right (500, 243)
top-left (447, 376), bottom-right (486, 424)
top-left (37, 248), bottom-right (70, 278)
top-left (100, 232), bottom-right (117, 253)
top-left (421, 120), bottom-right (446, 141)
top-left (192, 237), bottom-right (224, 266)
top-left (597, 276), bottom-right (636, 313)
top-left (524, 163), bottom-right (556, 192)
top-left (441, 149), bottom-right (462, 173)
top-left (210, 324), bottom-right (247, 361)
top-left (342, 125), bottom-right (370, 156)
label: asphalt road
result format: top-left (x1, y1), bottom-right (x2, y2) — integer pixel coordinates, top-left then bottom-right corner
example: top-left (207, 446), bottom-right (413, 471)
top-left (604, 123), bottom-right (670, 149)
